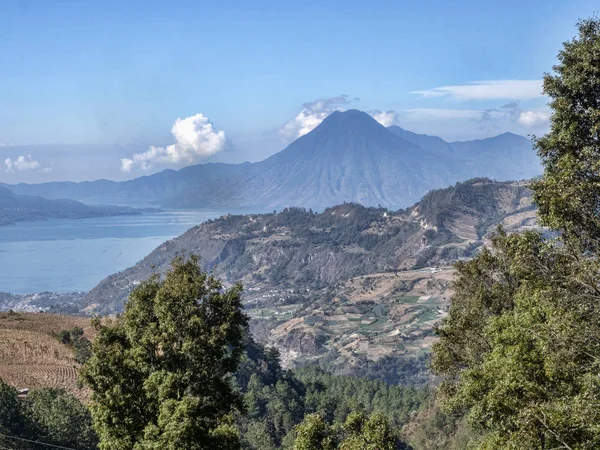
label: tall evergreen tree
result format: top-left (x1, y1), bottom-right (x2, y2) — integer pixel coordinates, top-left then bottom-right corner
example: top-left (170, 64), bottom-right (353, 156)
top-left (533, 18), bottom-right (600, 248)
top-left (432, 17), bottom-right (600, 449)
top-left (82, 255), bottom-right (248, 450)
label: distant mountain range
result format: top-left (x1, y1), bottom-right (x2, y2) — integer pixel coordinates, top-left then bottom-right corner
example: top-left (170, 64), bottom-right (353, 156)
top-left (2, 110), bottom-right (541, 210)
top-left (0, 186), bottom-right (142, 226)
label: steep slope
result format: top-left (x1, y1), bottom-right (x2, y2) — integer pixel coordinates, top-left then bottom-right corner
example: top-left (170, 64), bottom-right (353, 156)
top-left (193, 110), bottom-right (471, 209)
top-left (4, 111), bottom-right (541, 210)
top-left (388, 125), bottom-right (540, 181)
top-left (0, 186), bottom-right (140, 226)
top-left (83, 179), bottom-right (535, 314)
top-left (387, 125), bottom-right (454, 154)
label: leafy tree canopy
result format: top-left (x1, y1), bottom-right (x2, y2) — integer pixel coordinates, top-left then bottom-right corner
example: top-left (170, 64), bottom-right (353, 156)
top-left (82, 254), bottom-right (248, 450)
top-left (432, 17), bottom-right (600, 449)
top-left (0, 380), bottom-right (97, 450)
top-left (292, 411), bottom-right (407, 450)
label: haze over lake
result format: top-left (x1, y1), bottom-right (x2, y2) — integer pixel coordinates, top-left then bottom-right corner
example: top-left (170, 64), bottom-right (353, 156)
top-left (0, 211), bottom-right (230, 294)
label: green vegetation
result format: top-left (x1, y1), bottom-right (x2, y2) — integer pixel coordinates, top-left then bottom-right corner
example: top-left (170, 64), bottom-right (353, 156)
top-left (74, 255), bottom-right (427, 449)
top-left (0, 380), bottom-right (97, 450)
top-left (234, 338), bottom-right (428, 449)
top-left (57, 326), bottom-right (92, 364)
top-left (431, 17), bottom-right (600, 449)
top-left (82, 255), bottom-right (248, 449)
top-left (292, 411), bottom-right (406, 450)
top-left (0, 330), bottom-right (428, 449)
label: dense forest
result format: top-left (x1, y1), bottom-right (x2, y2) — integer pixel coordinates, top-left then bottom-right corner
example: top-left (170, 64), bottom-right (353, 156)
top-left (0, 333), bottom-right (428, 449)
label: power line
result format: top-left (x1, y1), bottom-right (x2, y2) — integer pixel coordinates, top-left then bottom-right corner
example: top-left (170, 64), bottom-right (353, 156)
top-left (0, 432), bottom-right (77, 450)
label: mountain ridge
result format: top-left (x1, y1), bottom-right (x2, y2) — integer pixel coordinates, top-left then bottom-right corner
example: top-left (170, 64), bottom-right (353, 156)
top-left (81, 178), bottom-right (537, 369)
top-left (0, 186), bottom-right (142, 226)
top-left (2, 110), bottom-right (540, 210)
top-left (82, 177), bottom-right (536, 314)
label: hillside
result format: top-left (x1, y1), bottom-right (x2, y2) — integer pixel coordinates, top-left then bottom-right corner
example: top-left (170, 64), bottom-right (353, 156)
top-left (162, 110), bottom-right (471, 209)
top-left (0, 186), bottom-right (143, 226)
top-left (83, 178), bottom-right (536, 370)
top-left (387, 125), bottom-right (541, 182)
top-left (3, 111), bottom-right (540, 210)
top-left (0, 311), bottom-right (93, 400)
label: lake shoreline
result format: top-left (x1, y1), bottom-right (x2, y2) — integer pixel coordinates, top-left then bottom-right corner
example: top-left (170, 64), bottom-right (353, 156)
top-left (0, 210), bottom-right (228, 295)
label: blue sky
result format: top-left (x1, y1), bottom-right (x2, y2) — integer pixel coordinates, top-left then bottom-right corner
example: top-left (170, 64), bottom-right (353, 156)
top-left (0, 0), bottom-right (598, 182)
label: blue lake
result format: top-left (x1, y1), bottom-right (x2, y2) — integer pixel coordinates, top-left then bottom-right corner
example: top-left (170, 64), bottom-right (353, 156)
top-left (0, 211), bottom-right (229, 294)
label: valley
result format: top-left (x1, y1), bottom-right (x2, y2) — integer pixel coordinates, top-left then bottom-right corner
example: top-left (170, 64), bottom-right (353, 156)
top-left (79, 178), bottom-right (537, 372)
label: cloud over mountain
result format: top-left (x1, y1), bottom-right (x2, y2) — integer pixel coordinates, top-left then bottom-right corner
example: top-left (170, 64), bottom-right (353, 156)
top-left (370, 110), bottom-right (399, 127)
top-left (121, 113), bottom-right (227, 172)
top-left (4, 155), bottom-right (50, 173)
top-left (279, 95), bottom-right (353, 141)
top-left (279, 96), bottom-right (401, 141)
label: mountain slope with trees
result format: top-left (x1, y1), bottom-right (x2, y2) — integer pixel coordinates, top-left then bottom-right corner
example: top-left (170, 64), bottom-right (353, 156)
top-left (83, 178), bottom-right (535, 315)
top-left (80, 179), bottom-right (536, 377)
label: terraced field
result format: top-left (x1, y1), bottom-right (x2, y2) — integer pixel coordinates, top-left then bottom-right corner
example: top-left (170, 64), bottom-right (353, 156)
top-left (0, 312), bottom-right (92, 400)
top-left (267, 267), bottom-right (455, 367)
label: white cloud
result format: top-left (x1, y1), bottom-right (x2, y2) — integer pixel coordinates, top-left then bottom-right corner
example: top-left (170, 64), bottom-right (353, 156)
top-left (280, 96), bottom-right (404, 141)
top-left (5, 155), bottom-right (43, 172)
top-left (279, 95), bottom-right (353, 141)
top-left (517, 110), bottom-right (551, 127)
top-left (121, 113), bottom-right (227, 172)
top-left (405, 105), bottom-right (551, 130)
top-left (370, 110), bottom-right (399, 127)
top-left (411, 80), bottom-right (543, 101)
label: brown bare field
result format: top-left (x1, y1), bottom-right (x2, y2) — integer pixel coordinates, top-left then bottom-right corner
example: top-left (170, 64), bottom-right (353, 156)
top-left (0, 312), bottom-right (93, 400)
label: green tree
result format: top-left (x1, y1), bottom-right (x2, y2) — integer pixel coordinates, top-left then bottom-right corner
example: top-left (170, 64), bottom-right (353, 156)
top-left (292, 412), bottom-right (403, 450)
top-left (82, 254), bottom-right (248, 450)
top-left (0, 381), bottom-right (97, 450)
top-left (432, 17), bottom-right (600, 449)
top-left (532, 18), bottom-right (600, 248)
top-left (293, 413), bottom-right (337, 450)
top-left (0, 380), bottom-right (27, 446)
top-left (339, 412), bottom-right (399, 450)
top-left (22, 388), bottom-right (98, 450)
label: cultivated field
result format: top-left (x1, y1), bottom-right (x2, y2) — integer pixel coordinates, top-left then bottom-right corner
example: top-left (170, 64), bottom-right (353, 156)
top-left (266, 267), bottom-right (455, 367)
top-left (0, 312), bottom-right (92, 400)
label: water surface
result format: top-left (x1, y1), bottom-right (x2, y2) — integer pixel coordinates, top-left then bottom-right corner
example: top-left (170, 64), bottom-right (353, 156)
top-left (0, 211), bottom-right (226, 294)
